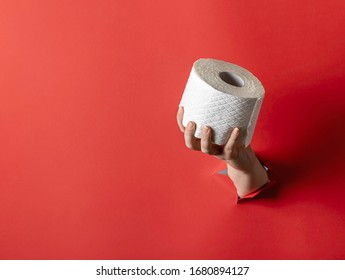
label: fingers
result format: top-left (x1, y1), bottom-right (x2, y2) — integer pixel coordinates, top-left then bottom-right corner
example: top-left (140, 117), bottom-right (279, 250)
top-left (176, 107), bottom-right (185, 133)
top-left (178, 107), bottom-right (201, 151)
top-left (224, 127), bottom-right (241, 153)
top-left (184, 123), bottom-right (222, 155)
top-left (200, 126), bottom-right (220, 155)
top-left (184, 122), bottom-right (201, 150)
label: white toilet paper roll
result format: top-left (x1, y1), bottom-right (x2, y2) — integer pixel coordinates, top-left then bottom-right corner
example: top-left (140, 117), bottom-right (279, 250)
top-left (179, 58), bottom-right (265, 147)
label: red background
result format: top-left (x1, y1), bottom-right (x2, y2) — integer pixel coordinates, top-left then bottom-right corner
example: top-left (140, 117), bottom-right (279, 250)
top-left (1, 0), bottom-right (345, 259)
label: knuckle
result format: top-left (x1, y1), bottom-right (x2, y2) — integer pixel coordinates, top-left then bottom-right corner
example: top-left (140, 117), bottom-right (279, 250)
top-left (185, 142), bottom-right (195, 150)
top-left (200, 138), bottom-right (210, 153)
top-left (201, 133), bottom-right (209, 141)
top-left (185, 142), bottom-right (192, 149)
top-left (187, 126), bottom-right (194, 132)
top-left (185, 130), bottom-right (192, 137)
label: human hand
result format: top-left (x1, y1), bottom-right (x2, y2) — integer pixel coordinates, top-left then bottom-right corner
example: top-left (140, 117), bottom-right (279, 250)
top-left (177, 106), bottom-right (269, 197)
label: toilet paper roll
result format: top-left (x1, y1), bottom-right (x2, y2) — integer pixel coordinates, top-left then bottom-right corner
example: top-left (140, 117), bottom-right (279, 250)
top-left (179, 58), bottom-right (265, 147)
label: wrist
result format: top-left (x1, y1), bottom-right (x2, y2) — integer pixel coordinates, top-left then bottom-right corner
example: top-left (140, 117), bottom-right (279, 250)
top-left (226, 157), bottom-right (269, 198)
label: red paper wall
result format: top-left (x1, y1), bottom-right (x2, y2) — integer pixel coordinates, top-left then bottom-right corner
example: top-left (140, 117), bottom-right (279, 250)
top-left (1, 0), bottom-right (345, 259)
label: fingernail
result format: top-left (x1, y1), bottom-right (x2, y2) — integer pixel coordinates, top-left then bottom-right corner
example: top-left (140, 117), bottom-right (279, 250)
top-left (203, 126), bottom-right (210, 134)
top-left (188, 122), bottom-right (195, 129)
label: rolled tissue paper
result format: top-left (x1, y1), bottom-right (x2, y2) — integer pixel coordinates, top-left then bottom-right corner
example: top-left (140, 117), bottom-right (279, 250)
top-left (179, 58), bottom-right (265, 146)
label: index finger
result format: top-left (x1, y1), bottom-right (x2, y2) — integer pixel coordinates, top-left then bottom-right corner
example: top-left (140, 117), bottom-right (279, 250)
top-left (176, 106), bottom-right (185, 133)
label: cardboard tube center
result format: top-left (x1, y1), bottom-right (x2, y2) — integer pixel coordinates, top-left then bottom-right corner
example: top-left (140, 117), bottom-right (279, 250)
top-left (219, 72), bottom-right (245, 87)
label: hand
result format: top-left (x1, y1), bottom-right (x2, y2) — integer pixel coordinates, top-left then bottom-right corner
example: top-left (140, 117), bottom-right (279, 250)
top-left (177, 107), bottom-right (255, 171)
top-left (177, 106), bottom-right (269, 197)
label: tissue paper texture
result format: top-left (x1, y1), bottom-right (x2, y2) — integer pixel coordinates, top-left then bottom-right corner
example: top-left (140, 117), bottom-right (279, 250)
top-left (180, 58), bottom-right (265, 146)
